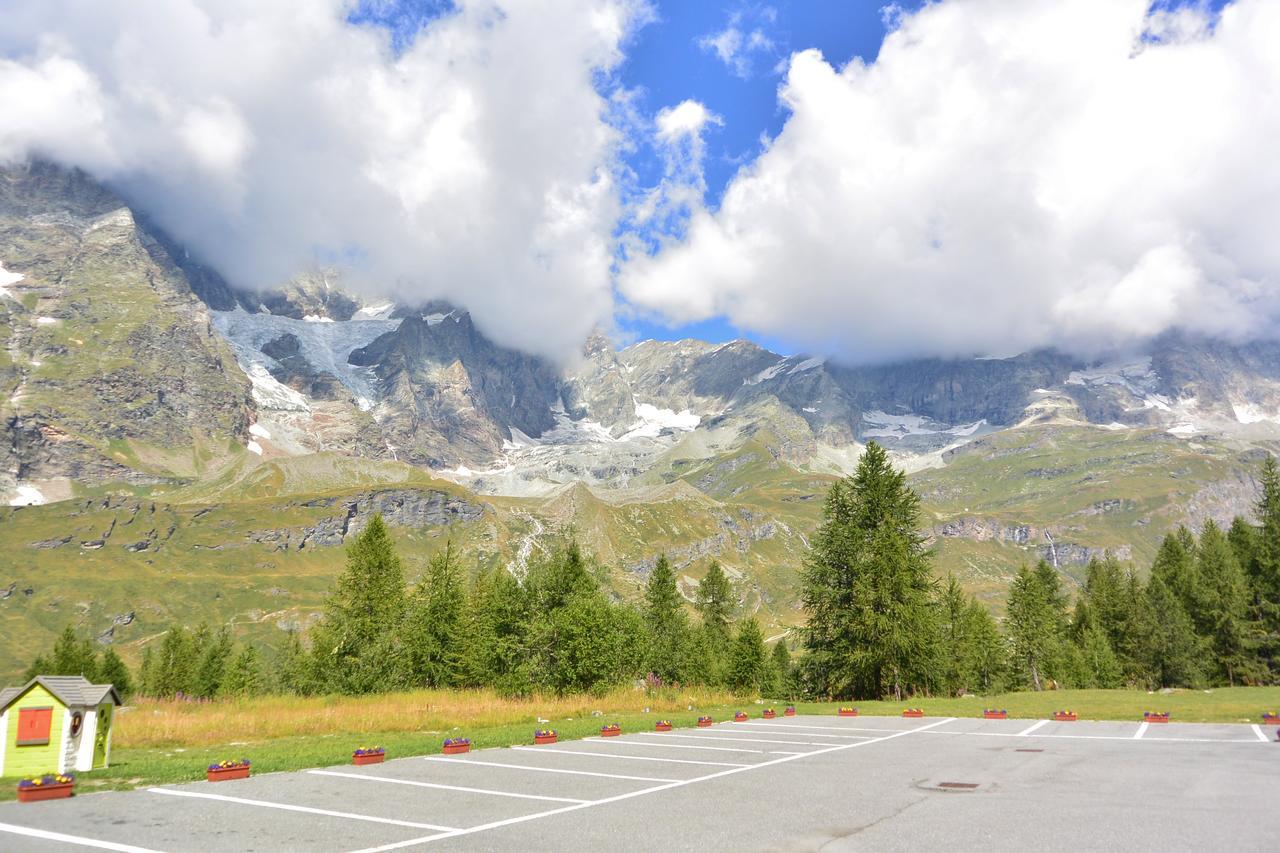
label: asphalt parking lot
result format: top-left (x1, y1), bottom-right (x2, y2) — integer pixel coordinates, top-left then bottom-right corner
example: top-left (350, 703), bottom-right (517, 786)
top-left (1, 715), bottom-right (1275, 852)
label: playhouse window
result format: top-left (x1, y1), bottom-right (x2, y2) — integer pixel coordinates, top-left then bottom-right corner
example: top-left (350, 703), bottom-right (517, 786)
top-left (17, 706), bottom-right (53, 746)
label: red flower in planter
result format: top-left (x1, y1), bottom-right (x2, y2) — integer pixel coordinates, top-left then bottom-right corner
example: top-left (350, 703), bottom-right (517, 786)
top-left (655, 720), bottom-right (673, 731)
top-left (784, 706), bottom-right (796, 716)
top-left (902, 709), bottom-right (924, 718)
top-left (16, 774), bottom-right (75, 803)
top-left (762, 709), bottom-right (777, 719)
top-left (837, 707), bottom-right (858, 717)
top-left (697, 715), bottom-right (713, 728)
top-left (600, 723), bottom-right (621, 737)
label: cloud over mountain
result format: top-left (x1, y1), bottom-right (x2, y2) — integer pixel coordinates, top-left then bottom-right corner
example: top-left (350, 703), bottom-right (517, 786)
top-left (622, 0), bottom-right (1280, 363)
top-left (0, 0), bottom-right (650, 361)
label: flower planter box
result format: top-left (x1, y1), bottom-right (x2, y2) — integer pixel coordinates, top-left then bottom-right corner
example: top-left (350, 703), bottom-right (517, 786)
top-left (1143, 713), bottom-right (1169, 724)
top-left (17, 782), bottom-right (74, 803)
top-left (733, 713), bottom-right (748, 722)
top-left (353, 752), bottom-right (387, 765)
top-left (697, 718), bottom-right (713, 728)
top-left (1262, 713), bottom-right (1280, 725)
top-left (902, 709), bottom-right (924, 718)
top-left (1053, 712), bottom-right (1077, 722)
top-left (784, 707), bottom-right (796, 717)
top-left (207, 766), bottom-right (251, 782)
top-left (655, 722), bottom-right (673, 732)
top-left (600, 725), bottom-right (621, 737)
top-left (837, 709), bottom-right (858, 718)
top-left (534, 734), bottom-right (558, 745)
top-left (762, 710), bottom-right (777, 719)
top-left (983, 710), bottom-right (1008, 720)
top-left (442, 743), bottom-right (471, 755)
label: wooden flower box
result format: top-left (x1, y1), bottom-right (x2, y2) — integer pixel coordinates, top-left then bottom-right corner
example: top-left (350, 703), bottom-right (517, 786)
top-left (534, 733), bottom-right (558, 745)
top-left (784, 707), bottom-right (796, 717)
top-left (1143, 712), bottom-right (1170, 724)
top-left (442, 742), bottom-right (470, 755)
top-left (1262, 713), bottom-right (1280, 725)
top-left (733, 712), bottom-right (748, 722)
top-left (207, 766), bottom-right (251, 782)
top-left (696, 717), bottom-right (713, 728)
top-left (837, 708), bottom-right (858, 718)
top-left (762, 709), bottom-right (777, 719)
top-left (655, 722), bottom-right (673, 732)
top-left (1053, 711), bottom-right (1077, 722)
top-left (902, 709), bottom-right (924, 718)
top-left (16, 782), bottom-right (74, 803)
top-left (353, 752), bottom-right (387, 764)
top-left (983, 710), bottom-right (1008, 720)
top-left (600, 725), bottom-right (621, 737)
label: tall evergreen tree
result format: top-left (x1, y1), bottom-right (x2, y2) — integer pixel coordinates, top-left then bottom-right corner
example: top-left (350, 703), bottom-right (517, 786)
top-left (800, 441), bottom-right (940, 700)
top-left (1005, 566), bottom-right (1058, 690)
top-left (694, 561), bottom-right (734, 637)
top-left (310, 515), bottom-right (407, 693)
top-left (1251, 455), bottom-right (1280, 674)
top-left (1193, 520), bottom-right (1253, 684)
top-left (1079, 622), bottom-right (1122, 688)
top-left (193, 626), bottom-right (233, 698)
top-left (48, 625), bottom-right (99, 680)
top-left (727, 617), bottom-right (767, 694)
top-left (97, 648), bottom-right (133, 698)
top-left (221, 645), bottom-right (264, 698)
top-left (643, 555), bottom-right (688, 682)
top-left (404, 542), bottom-right (467, 689)
top-left (1141, 574), bottom-right (1204, 688)
top-left (768, 639), bottom-right (792, 698)
top-left (144, 627), bottom-right (198, 697)
top-left (1151, 530), bottom-right (1199, 615)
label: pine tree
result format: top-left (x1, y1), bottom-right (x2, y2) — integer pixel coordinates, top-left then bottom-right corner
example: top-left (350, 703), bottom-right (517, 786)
top-left (97, 648), bottom-right (133, 698)
top-left (145, 627), bottom-right (197, 697)
top-left (1079, 622), bottom-right (1122, 688)
top-left (404, 542), bottom-right (467, 689)
top-left (1141, 574), bottom-right (1204, 688)
top-left (1252, 455), bottom-right (1280, 674)
top-left (727, 617), bottom-right (767, 694)
top-left (694, 560), bottom-right (734, 638)
top-left (221, 645), bottom-right (264, 698)
top-left (193, 626), bottom-right (233, 698)
top-left (1005, 566), bottom-right (1058, 690)
top-left (939, 575), bottom-right (969, 696)
top-left (310, 514), bottom-right (407, 693)
top-left (963, 600), bottom-right (1008, 694)
top-left (1151, 529), bottom-right (1199, 614)
top-left (48, 625), bottom-right (99, 679)
top-left (768, 639), bottom-right (792, 698)
top-left (274, 630), bottom-right (315, 695)
top-left (1193, 520), bottom-right (1253, 684)
top-left (800, 441), bottom-right (940, 700)
top-left (643, 555), bottom-right (688, 682)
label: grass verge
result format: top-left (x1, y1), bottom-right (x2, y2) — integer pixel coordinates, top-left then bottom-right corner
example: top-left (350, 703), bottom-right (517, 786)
top-left (2, 686), bottom-right (1277, 801)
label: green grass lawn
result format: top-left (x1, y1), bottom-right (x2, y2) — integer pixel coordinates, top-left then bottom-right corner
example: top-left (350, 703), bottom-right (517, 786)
top-left (3, 686), bottom-right (1277, 802)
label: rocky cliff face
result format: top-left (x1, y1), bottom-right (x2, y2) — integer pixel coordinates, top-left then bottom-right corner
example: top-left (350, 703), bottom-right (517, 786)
top-left (1, 162), bottom-right (253, 502)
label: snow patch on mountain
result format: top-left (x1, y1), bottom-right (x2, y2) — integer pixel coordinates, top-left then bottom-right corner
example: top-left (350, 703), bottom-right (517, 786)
top-left (861, 410), bottom-right (986, 439)
top-left (0, 260), bottom-right (23, 298)
top-left (623, 403), bottom-right (700, 439)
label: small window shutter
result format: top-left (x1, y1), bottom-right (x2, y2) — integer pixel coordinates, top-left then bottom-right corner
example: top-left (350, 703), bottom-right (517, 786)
top-left (17, 707), bottom-right (53, 745)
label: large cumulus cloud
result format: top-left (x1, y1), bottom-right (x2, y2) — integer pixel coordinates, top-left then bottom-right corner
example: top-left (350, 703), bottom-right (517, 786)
top-left (621, 0), bottom-right (1280, 363)
top-left (0, 0), bottom-right (649, 361)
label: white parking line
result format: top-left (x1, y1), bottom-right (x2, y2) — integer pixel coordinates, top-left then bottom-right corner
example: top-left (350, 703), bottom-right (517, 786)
top-left (1134, 722), bottom-right (1149, 740)
top-left (737, 721), bottom-right (906, 734)
top-left (1018, 720), bottom-right (1050, 737)
top-left (582, 736), bottom-right (766, 754)
top-left (510, 745), bottom-right (750, 767)
top-left (346, 718), bottom-right (958, 853)
top-left (308, 769), bottom-right (591, 803)
top-left (1251, 724), bottom-right (1269, 742)
top-left (642, 732), bottom-right (842, 746)
top-left (423, 755), bottom-right (678, 783)
top-left (729, 724), bottom-right (877, 739)
top-left (0, 822), bottom-right (165, 853)
top-left (147, 787), bottom-right (457, 831)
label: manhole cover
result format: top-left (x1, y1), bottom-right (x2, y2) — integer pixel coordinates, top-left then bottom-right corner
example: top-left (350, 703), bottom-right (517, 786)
top-left (937, 782), bottom-right (980, 789)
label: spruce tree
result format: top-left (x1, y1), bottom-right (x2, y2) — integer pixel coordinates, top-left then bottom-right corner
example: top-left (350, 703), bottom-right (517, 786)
top-left (1151, 529), bottom-right (1199, 615)
top-left (1006, 566), bottom-right (1058, 690)
top-left (768, 639), bottom-right (792, 698)
top-left (1079, 622), bottom-right (1122, 688)
top-left (800, 441), bottom-right (940, 700)
top-left (728, 617), bottom-right (767, 694)
top-left (1193, 520), bottom-right (1253, 684)
top-left (963, 600), bottom-right (1008, 694)
top-left (221, 646), bottom-right (264, 698)
top-left (695, 560), bottom-right (734, 638)
top-left (404, 542), bottom-right (467, 689)
top-left (98, 648), bottom-right (133, 698)
top-left (193, 626), bottom-right (233, 698)
top-left (310, 514), bottom-right (407, 693)
top-left (147, 627), bottom-right (197, 698)
top-left (49, 625), bottom-right (99, 679)
top-left (643, 555), bottom-right (688, 682)
top-left (1141, 574), bottom-right (1204, 688)
top-left (1252, 455), bottom-right (1280, 673)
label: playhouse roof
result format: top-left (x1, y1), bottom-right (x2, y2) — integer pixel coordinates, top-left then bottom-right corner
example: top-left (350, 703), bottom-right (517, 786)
top-left (0, 675), bottom-right (121, 714)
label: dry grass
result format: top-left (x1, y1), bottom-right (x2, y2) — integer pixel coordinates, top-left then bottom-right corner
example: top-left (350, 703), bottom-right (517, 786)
top-left (115, 686), bottom-right (740, 749)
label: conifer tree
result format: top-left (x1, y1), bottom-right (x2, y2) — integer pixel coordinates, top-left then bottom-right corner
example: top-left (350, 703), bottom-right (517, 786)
top-left (643, 555), bottom-right (688, 682)
top-left (1079, 622), bottom-right (1122, 688)
top-left (48, 625), bottom-right (99, 680)
top-left (963, 600), bottom-right (1008, 694)
top-left (193, 626), bottom-right (233, 698)
top-left (1252, 455), bottom-right (1280, 673)
top-left (728, 617), bottom-right (767, 694)
top-left (1193, 520), bottom-right (1253, 684)
top-left (221, 645), bottom-right (264, 698)
top-left (1151, 529), bottom-right (1199, 615)
top-left (695, 560), bottom-right (734, 638)
top-left (98, 648), bottom-right (133, 698)
top-left (274, 630), bottom-right (315, 695)
top-left (1141, 574), bottom-right (1204, 688)
top-left (404, 542), bottom-right (467, 688)
top-left (768, 639), bottom-right (793, 698)
top-left (800, 441), bottom-right (940, 699)
top-left (1006, 566), bottom-right (1058, 690)
top-left (145, 627), bottom-right (198, 697)
top-left (310, 515), bottom-right (407, 693)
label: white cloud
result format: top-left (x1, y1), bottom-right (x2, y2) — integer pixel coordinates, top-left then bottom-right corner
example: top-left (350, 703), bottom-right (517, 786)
top-left (624, 0), bottom-right (1280, 363)
top-left (0, 0), bottom-right (652, 363)
top-left (655, 100), bottom-right (718, 142)
top-left (698, 7), bottom-right (777, 79)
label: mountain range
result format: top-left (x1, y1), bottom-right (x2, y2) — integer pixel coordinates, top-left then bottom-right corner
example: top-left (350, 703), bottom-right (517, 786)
top-left (2, 160), bottom-right (1277, 678)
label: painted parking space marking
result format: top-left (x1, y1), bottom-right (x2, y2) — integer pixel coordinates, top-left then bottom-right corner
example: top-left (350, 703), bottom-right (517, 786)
top-left (423, 755), bottom-right (679, 783)
top-left (1134, 722), bottom-right (1149, 739)
top-left (147, 787), bottom-right (458, 831)
top-left (1018, 719), bottom-right (1050, 737)
top-left (581, 736), bottom-right (768, 754)
top-left (309, 769), bottom-right (592, 804)
top-left (510, 746), bottom-right (750, 767)
top-left (1250, 724), bottom-right (1269, 742)
top-left (737, 721), bottom-right (907, 734)
top-left (0, 821), bottom-right (165, 853)
top-left (730, 724), bottom-right (877, 739)
top-left (345, 718), bottom-right (959, 852)
top-left (638, 731), bottom-right (834, 746)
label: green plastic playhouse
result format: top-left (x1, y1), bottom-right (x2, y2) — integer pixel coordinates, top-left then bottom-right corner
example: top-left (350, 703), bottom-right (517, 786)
top-left (0, 675), bottom-right (121, 777)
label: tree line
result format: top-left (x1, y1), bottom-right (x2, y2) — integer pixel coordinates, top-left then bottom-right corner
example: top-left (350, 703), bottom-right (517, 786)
top-left (20, 446), bottom-right (1280, 702)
